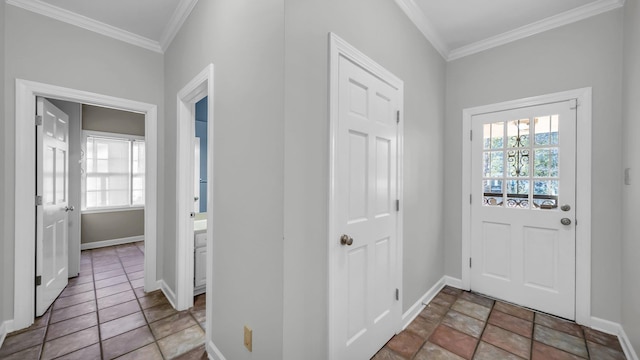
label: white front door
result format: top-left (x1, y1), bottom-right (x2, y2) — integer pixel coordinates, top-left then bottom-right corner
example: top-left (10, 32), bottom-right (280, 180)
top-left (470, 100), bottom-right (576, 319)
top-left (331, 54), bottom-right (402, 359)
top-left (36, 97), bottom-right (70, 316)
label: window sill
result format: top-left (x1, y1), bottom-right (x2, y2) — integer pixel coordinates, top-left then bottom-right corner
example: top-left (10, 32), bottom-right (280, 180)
top-left (82, 206), bottom-right (144, 215)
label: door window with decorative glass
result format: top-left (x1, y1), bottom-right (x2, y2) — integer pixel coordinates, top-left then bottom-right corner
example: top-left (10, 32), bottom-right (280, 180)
top-left (482, 115), bottom-right (560, 210)
top-left (82, 131), bottom-right (145, 210)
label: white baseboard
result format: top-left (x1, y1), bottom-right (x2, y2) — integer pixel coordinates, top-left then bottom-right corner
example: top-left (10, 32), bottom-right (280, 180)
top-left (402, 276), bottom-right (447, 329)
top-left (207, 339), bottom-right (227, 360)
top-left (158, 280), bottom-right (177, 310)
top-left (591, 317), bottom-right (639, 360)
top-left (80, 235), bottom-right (144, 250)
top-left (443, 276), bottom-right (463, 289)
top-left (0, 319), bottom-right (14, 349)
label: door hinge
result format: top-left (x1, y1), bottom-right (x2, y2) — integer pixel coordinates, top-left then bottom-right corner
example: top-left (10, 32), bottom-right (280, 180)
top-left (395, 199), bottom-right (400, 212)
top-left (470, 194), bottom-right (472, 204)
top-left (35, 115), bottom-right (43, 126)
top-left (469, 258), bottom-right (472, 268)
top-left (35, 275), bottom-right (42, 286)
top-left (470, 130), bottom-right (473, 141)
top-left (35, 195), bottom-right (43, 206)
top-left (395, 288), bottom-right (399, 301)
top-left (396, 110), bottom-right (400, 124)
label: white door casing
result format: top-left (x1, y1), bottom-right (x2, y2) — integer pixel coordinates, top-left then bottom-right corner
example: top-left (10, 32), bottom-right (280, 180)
top-left (461, 88), bottom-right (592, 326)
top-left (470, 101), bottom-right (576, 319)
top-left (176, 64), bottom-right (213, 312)
top-left (329, 33), bottom-right (404, 360)
top-left (14, 79), bottom-right (158, 331)
top-left (36, 97), bottom-right (70, 316)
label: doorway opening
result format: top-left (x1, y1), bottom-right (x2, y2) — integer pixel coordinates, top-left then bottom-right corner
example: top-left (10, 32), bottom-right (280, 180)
top-left (175, 64), bottom-right (213, 317)
top-left (13, 79), bottom-right (158, 330)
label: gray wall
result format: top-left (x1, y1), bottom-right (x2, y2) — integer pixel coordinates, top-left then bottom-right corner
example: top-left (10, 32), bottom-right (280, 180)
top-left (164, 0), bottom-right (285, 359)
top-left (622, 0), bottom-right (640, 352)
top-left (282, 0), bottom-right (446, 358)
top-left (81, 104), bottom-right (145, 245)
top-left (445, 10), bottom-right (624, 322)
top-left (3, 5), bottom-right (164, 324)
top-left (81, 210), bottom-right (145, 243)
top-left (0, 0), bottom-right (6, 328)
top-left (82, 104), bottom-right (145, 136)
top-left (48, 99), bottom-right (82, 277)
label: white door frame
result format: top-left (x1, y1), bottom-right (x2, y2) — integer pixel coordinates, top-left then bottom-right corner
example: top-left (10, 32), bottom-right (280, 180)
top-left (328, 33), bottom-right (405, 358)
top-left (461, 87), bottom-right (592, 325)
top-left (175, 64), bottom-right (214, 311)
top-left (14, 79), bottom-right (159, 330)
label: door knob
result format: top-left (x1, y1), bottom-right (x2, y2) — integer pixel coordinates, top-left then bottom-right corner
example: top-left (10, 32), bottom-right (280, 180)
top-left (561, 218), bottom-right (571, 226)
top-left (340, 234), bottom-right (353, 246)
top-left (561, 204), bottom-right (571, 212)
top-left (64, 206), bottom-right (74, 212)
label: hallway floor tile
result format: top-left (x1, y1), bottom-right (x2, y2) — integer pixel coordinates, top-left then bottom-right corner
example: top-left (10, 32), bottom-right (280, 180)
top-left (373, 286), bottom-right (627, 360)
top-left (0, 243), bottom-right (207, 360)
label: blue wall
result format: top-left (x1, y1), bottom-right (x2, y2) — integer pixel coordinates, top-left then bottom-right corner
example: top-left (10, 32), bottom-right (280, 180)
top-left (195, 97), bottom-right (207, 213)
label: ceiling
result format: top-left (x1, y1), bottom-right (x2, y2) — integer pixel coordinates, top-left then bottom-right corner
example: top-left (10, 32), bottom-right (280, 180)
top-left (6, 0), bottom-right (625, 59)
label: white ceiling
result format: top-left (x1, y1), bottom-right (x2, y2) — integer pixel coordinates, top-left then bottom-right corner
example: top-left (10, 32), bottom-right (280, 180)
top-left (6, 0), bottom-right (625, 59)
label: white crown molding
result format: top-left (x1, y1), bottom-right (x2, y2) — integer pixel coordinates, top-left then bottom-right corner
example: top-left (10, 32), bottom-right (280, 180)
top-left (393, 0), bottom-right (450, 60)
top-left (159, 0), bottom-right (199, 52)
top-left (6, 0), bottom-right (163, 53)
top-left (448, 0), bottom-right (626, 61)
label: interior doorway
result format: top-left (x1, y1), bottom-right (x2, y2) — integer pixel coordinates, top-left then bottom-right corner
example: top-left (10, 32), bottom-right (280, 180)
top-left (13, 79), bottom-right (158, 330)
top-left (175, 64), bottom-right (213, 313)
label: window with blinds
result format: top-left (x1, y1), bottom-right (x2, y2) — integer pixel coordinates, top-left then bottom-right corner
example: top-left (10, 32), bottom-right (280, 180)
top-left (83, 132), bottom-right (145, 210)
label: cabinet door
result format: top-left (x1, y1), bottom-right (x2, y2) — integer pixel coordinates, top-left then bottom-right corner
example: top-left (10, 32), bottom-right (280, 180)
top-left (194, 247), bottom-right (207, 288)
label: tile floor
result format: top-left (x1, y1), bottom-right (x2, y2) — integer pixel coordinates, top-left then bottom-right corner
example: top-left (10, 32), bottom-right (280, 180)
top-left (0, 242), bottom-right (207, 360)
top-left (373, 286), bottom-right (627, 360)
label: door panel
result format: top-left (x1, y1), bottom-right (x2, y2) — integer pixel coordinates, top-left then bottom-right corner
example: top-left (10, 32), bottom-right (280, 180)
top-left (36, 97), bottom-right (70, 316)
top-left (332, 55), bottom-right (401, 359)
top-left (471, 101), bottom-right (576, 320)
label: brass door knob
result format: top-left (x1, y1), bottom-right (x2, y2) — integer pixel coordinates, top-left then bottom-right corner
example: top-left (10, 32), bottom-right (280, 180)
top-left (340, 234), bottom-right (353, 246)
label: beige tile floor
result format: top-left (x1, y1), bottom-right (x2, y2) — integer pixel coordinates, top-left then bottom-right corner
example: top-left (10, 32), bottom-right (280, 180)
top-left (373, 286), bottom-right (627, 360)
top-left (0, 243), bottom-right (207, 360)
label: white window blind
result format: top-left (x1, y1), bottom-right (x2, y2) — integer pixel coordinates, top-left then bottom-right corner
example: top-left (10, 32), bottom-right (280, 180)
top-left (84, 133), bottom-right (145, 210)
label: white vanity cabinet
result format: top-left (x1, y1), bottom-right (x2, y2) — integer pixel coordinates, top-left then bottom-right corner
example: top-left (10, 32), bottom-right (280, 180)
top-left (194, 232), bottom-right (207, 295)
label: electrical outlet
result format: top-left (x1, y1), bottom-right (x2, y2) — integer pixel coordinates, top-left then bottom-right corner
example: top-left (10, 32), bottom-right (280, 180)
top-left (244, 325), bottom-right (252, 352)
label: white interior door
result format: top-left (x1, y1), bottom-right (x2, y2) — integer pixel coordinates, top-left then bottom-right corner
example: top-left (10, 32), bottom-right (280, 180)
top-left (470, 100), bottom-right (576, 319)
top-left (331, 55), bottom-right (402, 359)
top-left (36, 97), bottom-right (70, 316)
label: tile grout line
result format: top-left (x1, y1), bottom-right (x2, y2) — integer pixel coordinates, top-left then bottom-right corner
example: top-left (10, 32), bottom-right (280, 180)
top-left (90, 249), bottom-right (106, 360)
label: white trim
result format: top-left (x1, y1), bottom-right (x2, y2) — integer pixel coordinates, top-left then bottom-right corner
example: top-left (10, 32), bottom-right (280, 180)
top-left (80, 235), bottom-right (144, 250)
top-left (206, 339), bottom-right (227, 360)
top-left (328, 33), bottom-right (405, 359)
top-left (392, 0), bottom-right (448, 59)
top-left (0, 320), bottom-right (14, 349)
top-left (13, 79), bottom-right (158, 331)
top-left (591, 317), bottom-right (639, 360)
top-left (81, 206), bottom-right (145, 215)
top-left (6, 0), bottom-right (163, 53)
top-left (461, 88), bottom-right (592, 324)
top-left (448, 0), bottom-right (625, 60)
top-left (392, 0), bottom-right (624, 61)
top-left (402, 277), bottom-right (446, 329)
top-left (443, 276), bottom-right (463, 289)
top-left (159, 0), bottom-right (199, 52)
top-left (158, 280), bottom-right (177, 309)
top-left (175, 64), bottom-right (214, 312)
